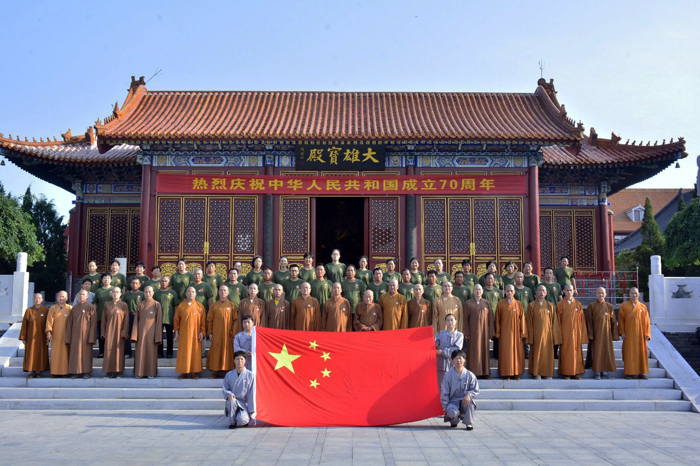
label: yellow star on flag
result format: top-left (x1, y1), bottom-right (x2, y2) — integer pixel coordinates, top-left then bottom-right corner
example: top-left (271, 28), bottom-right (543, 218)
top-left (269, 343), bottom-right (301, 373)
top-left (310, 379), bottom-right (320, 388)
top-left (321, 368), bottom-right (331, 378)
top-left (321, 351), bottom-right (331, 361)
top-left (309, 340), bottom-right (319, 350)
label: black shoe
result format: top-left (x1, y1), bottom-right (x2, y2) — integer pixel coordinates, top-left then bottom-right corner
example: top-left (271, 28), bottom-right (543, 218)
top-left (228, 424), bottom-right (237, 429)
top-left (466, 424), bottom-right (474, 431)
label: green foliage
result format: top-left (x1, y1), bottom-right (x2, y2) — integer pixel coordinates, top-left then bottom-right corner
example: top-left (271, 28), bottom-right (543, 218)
top-left (614, 249), bottom-right (638, 271)
top-left (634, 197), bottom-right (664, 295)
top-left (677, 195), bottom-right (687, 213)
top-left (0, 194), bottom-right (45, 272)
top-left (664, 198), bottom-right (700, 275)
top-left (21, 186), bottom-right (32, 215)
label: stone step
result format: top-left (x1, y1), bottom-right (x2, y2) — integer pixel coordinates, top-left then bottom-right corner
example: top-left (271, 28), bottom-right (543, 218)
top-left (6, 357), bottom-right (659, 370)
top-left (477, 378), bottom-right (675, 390)
top-left (0, 397), bottom-right (689, 411)
top-left (477, 388), bottom-right (683, 401)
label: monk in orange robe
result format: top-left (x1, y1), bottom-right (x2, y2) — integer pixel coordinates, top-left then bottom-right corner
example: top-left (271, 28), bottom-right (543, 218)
top-left (585, 287), bottom-right (619, 379)
top-left (619, 287), bottom-right (651, 379)
top-left (46, 291), bottom-right (72, 377)
top-left (206, 286), bottom-right (238, 378)
top-left (557, 284), bottom-right (589, 379)
top-left (291, 282), bottom-right (321, 331)
top-left (238, 283), bottom-right (266, 328)
top-left (265, 284), bottom-right (291, 330)
top-left (65, 290), bottom-right (97, 378)
top-left (463, 285), bottom-right (495, 378)
top-left (380, 279), bottom-right (408, 330)
top-left (174, 286), bottom-right (206, 379)
top-left (354, 290), bottom-right (383, 331)
top-left (494, 285), bottom-right (526, 380)
top-left (432, 281), bottom-right (463, 335)
top-left (322, 282), bottom-right (352, 332)
top-left (100, 287), bottom-right (130, 378)
top-left (407, 284), bottom-right (432, 328)
top-left (526, 285), bottom-right (561, 379)
top-left (19, 293), bottom-right (49, 378)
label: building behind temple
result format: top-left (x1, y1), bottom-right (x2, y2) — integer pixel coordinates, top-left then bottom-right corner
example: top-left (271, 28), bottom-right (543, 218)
top-left (0, 77), bottom-right (688, 293)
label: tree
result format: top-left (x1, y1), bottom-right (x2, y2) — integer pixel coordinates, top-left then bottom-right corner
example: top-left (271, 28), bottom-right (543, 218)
top-left (0, 194), bottom-right (45, 273)
top-left (634, 197), bottom-right (664, 296)
top-left (677, 195), bottom-right (687, 213)
top-left (664, 198), bottom-right (700, 275)
top-left (21, 186), bottom-right (33, 215)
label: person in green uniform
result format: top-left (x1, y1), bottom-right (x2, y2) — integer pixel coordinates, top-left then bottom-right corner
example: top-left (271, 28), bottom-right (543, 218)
top-left (93, 272), bottom-right (114, 358)
top-left (171, 258), bottom-right (193, 303)
top-left (282, 264), bottom-right (303, 302)
top-left (123, 277), bottom-right (145, 358)
top-left (258, 268), bottom-right (276, 303)
top-left (128, 262), bottom-right (149, 290)
top-left (225, 268), bottom-right (247, 307)
top-left (383, 259), bottom-right (401, 284)
top-left (409, 257), bottom-right (425, 285)
top-left (273, 256), bottom-right (290, 285)
top-left (357, 256), bottom-right (372, 288)
top-left (244, 256), bottom-right (264, 287)
top-left (83, 260), bottom-right (102, 293)
top-left (299, 253), bottom-right (316, 283)
top-left (109, 259), bottom-right (127, 293)
top-left (203, 261), bottom-right (225, 300)
top-left (398, 268), bottom-right (415, 300)
top-left (461, 259), bottom-right (478, 294)
top-left (310, 264), bottom-right (333, 308)
top-left (501, 261), bottom-right (517, 289)
top-left (325, 249), bottom-right (346, 284)
top-left (433, 259), bottom-right (452, 285)
top-left (522, 261), bottom-right (540, 295)
top-left (156, 275), bottom-right (178, 358)
top-left (423, 270), bottom-right (442, 307)
top-left (341, 265), bottom-right (366, 315)
top-left (479, 261), bottom-right (503, 290)
top-left (368, 267), bottom-right (389, 303)
top-left (191, 267), bottom-right (213, 314)
top-left (553, 256), bottom-right (577, 295)
top-left (452, 271), bottom-right (472, 308)
top-left (145, 266), bottom-right (163, 291)
top-left (542, 267), bottom-right (562, 308)
top-left (481, 273), bottom-right (503, 360)
top-left (233, 261), bottom-right (243, 276)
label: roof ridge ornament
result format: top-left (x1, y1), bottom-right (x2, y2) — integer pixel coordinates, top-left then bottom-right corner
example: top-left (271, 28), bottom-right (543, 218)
top-left (537, 78), bottom-right (560, 107)
top-left (588, 127), bottom-right (598, 146)
top-left (130, 76), bottom-right (146, 91)
top-left (611, 132), bottom-right (621, 145)
top-left (61, 129), bottom-right (72, 142)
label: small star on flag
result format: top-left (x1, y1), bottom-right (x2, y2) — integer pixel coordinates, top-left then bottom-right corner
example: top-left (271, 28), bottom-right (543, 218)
top-left (321, 368), bottom-right (331, 378)
top-left (321, 351), bottom-right (331, 361)
top-left (309, 379), bottom-right (320, 388)
top-left (309, 340), bottom-right (319, 350)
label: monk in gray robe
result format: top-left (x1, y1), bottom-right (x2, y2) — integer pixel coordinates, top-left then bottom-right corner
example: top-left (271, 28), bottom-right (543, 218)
top-left (441, 350), bottom-right (479, 430)
top-left (65, 290), bottom-right (97, 378)
top-left (101, 287), bottom-right (130, 378)
top-left (234, 315), bottom-right (254, 370)
top-left (223, 351), bottom-right (256, 429)
top-left (435, 314), bottom-right (464, 390)
top-left (131, 286), bottom-right (163, 378)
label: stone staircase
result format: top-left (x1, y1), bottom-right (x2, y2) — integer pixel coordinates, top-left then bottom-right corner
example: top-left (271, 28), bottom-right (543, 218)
top-left (0, 338), bottom-right (692, 412)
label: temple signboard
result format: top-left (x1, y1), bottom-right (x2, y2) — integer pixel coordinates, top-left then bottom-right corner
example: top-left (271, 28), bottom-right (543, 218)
top-left (295, 144), bottom-right (386, 170)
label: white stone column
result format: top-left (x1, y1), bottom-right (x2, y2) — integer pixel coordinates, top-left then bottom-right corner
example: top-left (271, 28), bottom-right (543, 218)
top-left (649, 255), bottom-right (665, 324)
top-left (11, 253), bottom-right (29, 319)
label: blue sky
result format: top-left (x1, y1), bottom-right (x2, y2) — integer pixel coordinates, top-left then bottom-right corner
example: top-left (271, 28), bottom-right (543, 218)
top-left (1, 0), bottom-right (697, 219)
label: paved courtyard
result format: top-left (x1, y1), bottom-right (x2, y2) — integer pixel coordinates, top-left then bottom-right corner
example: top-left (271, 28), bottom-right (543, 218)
top-left (1, 410), bottom-right (699, 465)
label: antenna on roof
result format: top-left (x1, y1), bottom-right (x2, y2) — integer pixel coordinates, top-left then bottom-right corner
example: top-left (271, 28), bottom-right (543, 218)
top-left (538, 60), bottom-right (545, 79)
top-left (147, 68), bottom-right (162, 83)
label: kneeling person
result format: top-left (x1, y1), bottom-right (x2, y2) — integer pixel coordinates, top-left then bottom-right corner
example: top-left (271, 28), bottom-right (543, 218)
top-left (223, 351), bottom-right (256, 429)
top-left (441, 350), bottom-right (479, 431)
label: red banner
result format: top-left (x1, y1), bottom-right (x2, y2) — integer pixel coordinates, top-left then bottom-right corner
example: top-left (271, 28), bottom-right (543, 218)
top-left (157, 173), bottom-right (526, 195)
top-left (253, 327), bottom-right (442, 427)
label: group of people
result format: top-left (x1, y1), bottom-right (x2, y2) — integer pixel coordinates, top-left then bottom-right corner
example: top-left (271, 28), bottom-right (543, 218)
top-left (18, 251), bottom-right (651, 430)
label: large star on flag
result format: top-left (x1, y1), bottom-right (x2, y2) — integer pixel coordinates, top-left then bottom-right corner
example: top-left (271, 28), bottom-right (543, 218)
top-left (269, 343), bottom-right (301, 373)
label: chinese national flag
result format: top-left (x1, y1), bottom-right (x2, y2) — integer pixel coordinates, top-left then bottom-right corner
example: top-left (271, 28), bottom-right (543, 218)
top-left (253, 327), bottom-right (442, 427)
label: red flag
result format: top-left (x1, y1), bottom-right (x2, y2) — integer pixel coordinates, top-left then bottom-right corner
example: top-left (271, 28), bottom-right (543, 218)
top-left (253, 326), bottom-right (442, 427)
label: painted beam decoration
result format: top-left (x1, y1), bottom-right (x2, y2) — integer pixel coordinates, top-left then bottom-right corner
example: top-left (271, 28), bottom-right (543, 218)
top-left (295, 144), bottom-right (386, 170)
top-left (157, 173), bottom-right (527, 195)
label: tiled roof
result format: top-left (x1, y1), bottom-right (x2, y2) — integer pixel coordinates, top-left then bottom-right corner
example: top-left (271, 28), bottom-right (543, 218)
top-left (608, 188), bottom-right (691, 234)
top-left (95, 79), bottom-right (582, 143)
top-left (0, 134), bottom-right (139, 164)
top-left (542, 137), bottom-right (686, 167)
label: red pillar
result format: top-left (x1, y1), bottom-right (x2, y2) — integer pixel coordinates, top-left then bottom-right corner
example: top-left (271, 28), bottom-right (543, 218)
top-left (608, 211), bottom-right (615, 271)
top-left (139, 163), bottom-right (152, 270)
top-left (528, 164), bottom-right (541, 276)
top-left (599, 197), bottom-right (612, 271)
